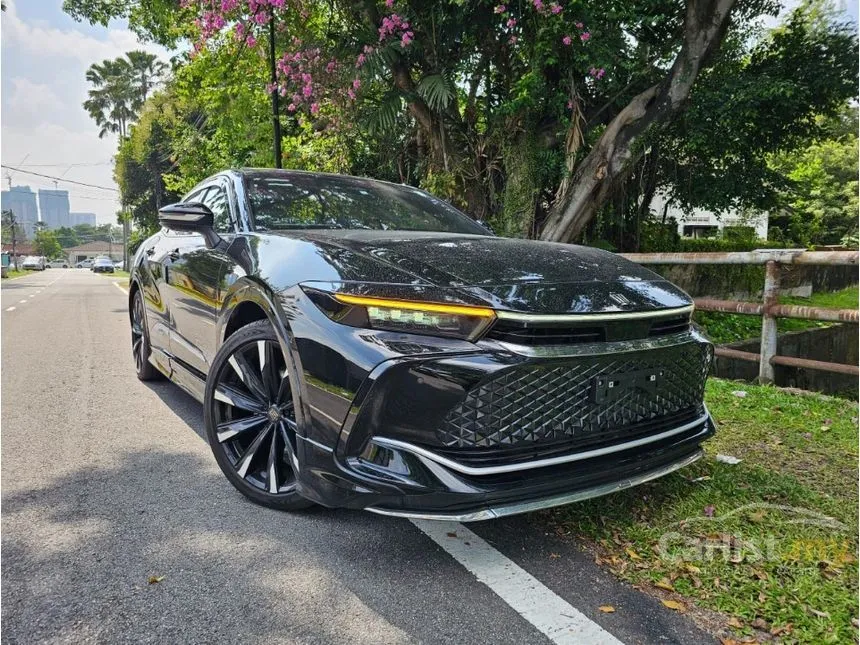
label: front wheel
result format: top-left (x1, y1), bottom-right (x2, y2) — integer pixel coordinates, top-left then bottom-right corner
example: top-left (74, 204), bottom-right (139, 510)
top-left (204, 320), bottom-right (314, 511)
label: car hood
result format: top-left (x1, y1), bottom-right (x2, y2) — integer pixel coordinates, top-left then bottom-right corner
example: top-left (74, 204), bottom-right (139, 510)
top-left (277, 230), bottom-right (691, 315)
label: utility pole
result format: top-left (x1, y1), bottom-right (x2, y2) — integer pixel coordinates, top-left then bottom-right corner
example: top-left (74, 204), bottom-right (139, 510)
top-left (4, 210), bottom-right (19, 270)
top-left (268, 10), bottom-right (282, 169)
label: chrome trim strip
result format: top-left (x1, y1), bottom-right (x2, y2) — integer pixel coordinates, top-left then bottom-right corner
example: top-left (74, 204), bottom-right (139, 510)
top-left (296, 434), bottom-right (334, 453)
top-left (371, 408), bottom-right (710, 476)
top-left (494, 304), bottom-right (693, 324)
top-left (481, 329), bottom-right (703, 359)
top-left (367, 450), bottom-right (703, 522)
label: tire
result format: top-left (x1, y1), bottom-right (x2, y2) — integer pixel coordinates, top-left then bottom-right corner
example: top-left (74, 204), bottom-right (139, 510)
top-left (131, 289), bottom-right (163, 381)
top-left (204, 320), bottom-right (313, 511)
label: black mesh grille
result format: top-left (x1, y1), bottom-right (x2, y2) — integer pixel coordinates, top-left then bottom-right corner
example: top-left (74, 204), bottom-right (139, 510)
top-left (436, 342), bottom-right (710, 450)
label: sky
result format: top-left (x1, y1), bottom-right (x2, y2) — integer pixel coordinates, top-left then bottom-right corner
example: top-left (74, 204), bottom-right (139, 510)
top-left (1, 0), bottom-right (168, 225)
top-left (0, 1), bottom-right (855, 227)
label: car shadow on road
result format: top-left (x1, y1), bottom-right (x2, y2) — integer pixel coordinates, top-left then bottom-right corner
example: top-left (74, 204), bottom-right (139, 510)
top-left (0, 442), bottom-right (557, 645)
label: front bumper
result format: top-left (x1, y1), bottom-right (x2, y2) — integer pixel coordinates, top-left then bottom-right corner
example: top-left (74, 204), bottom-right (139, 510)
top-left (293, 329), bottom-right (715, 520)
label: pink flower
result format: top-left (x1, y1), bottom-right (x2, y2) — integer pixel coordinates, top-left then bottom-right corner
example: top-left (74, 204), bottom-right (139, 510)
top-left (575, 21), bottom-right (583, 29)
top-left (550, 3), bottom-right (562, 14)
top-left (356, 53), bottom-right (366, 67)
top-left (400, 30), bottom-right (413, 47)
top-left (347, 88), bottom-right (356, 100)
top-left (580, 31), bottom-right (590, 41)
top-left (352, 78), bottom-right (361, 90)
top-left (596, 68), bottom-right (605, 79)
top-left (385, 0), bottom-right (394, 6)
top-left (310, 102), bottom-right (320, 114)
top-left (533, 0), bottom-right (543, 9)
top-left (302, 84), bottom-right (313, 98)
top-left (326, 61), bottom-right (336, 73)
top-left (508, 35), bottom-right (518, 45)
top-left (245, 35), bottom-right (257, 47)
top-left (562, 35), bottom-right (572, 46)
top-left (506, 17), bottom-right (517, 27)
top-left (287, 103), bottom-right (296, 112)
top-left (494, 4), bottom-right (506, 13)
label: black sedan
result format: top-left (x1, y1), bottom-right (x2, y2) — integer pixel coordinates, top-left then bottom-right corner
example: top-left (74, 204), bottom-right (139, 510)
top-left (129, 169), bottom-right (714, 520)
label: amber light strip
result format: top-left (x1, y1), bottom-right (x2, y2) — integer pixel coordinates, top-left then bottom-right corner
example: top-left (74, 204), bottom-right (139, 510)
top-left (334, 293), bottom-right (496, 318)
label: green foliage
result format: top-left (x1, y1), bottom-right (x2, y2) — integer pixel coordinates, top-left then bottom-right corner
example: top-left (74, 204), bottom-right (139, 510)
top-left (33, 229), bottom-right (62, 259)
top-left (769, 108), bottom-right (859, 245)
top-left (55, 227), bottom-right (81, 248)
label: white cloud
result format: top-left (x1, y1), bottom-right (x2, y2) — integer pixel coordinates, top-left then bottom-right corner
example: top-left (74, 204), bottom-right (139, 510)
top-left (1, 0), bottom-right (165, 65)
top-left (1, 0), bottom-right (170, 224)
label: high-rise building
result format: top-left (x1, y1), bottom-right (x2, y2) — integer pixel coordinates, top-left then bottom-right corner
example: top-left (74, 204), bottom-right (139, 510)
top-left (1, 185), bottom-right (39, 239)
top-left (38, 189), bottom-right (71, 229)
top-left (70, 212), bottom-right (97, 227)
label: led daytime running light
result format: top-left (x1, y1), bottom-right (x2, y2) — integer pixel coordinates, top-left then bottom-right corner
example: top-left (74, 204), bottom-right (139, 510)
top-left (333, 293), bottom-right (495, 319)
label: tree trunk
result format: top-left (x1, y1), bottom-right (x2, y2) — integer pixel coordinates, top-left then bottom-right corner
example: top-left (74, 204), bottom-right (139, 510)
top-left (540, 0), bottom-right (736, 243)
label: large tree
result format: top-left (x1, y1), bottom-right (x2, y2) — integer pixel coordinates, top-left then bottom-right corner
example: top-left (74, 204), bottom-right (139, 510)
top-left (68, 0), bottom-right (858, 245)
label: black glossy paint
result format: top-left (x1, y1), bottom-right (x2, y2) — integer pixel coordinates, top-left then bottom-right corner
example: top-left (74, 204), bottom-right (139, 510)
top-left (130, 168), bottom-right (713, 516)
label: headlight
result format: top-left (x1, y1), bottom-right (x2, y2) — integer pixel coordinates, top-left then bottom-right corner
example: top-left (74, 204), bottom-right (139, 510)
top-left (302, 288), bottom-right (496, 341)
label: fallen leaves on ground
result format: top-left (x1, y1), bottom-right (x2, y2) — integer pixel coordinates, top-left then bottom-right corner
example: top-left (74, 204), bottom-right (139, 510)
top-left (661, 599), bottom-right (686, 612)
top-left (598, 605), bottom-right (616, 613)
top-left (147, 575), bottom-right (165, 585)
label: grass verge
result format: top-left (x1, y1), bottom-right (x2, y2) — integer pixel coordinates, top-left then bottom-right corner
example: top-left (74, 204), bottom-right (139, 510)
top-left (541, 378), bottom-right (858, 643)
top-left (98, 270), bottom-right (130, 279)
top-left (1, 269), bottom-right (29, 280)
top-left (695, 286), bottom-right (858, 344)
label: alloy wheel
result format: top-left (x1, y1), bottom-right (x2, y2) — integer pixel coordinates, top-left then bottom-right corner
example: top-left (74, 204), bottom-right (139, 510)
top-left (211, 339), bottom-right (298, 495)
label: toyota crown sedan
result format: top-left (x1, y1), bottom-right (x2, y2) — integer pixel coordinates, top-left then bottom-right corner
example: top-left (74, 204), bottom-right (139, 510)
top-left (128, 169), bottom-right (715, 521)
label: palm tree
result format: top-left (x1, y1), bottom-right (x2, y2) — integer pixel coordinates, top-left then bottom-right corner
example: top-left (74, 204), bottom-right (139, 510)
top-left (83, 58), bottom-right (136, 139)
top-left (83, 52), bottom-right (167, 140)
top-left (125, 50), bottom-right (168, 107)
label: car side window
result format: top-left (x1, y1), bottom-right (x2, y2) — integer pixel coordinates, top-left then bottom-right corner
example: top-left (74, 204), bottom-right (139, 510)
top-left (200, 184), bottom-right (232, 234)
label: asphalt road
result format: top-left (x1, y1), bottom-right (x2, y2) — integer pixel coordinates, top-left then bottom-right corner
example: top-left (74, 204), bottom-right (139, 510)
top-left (1, 269), bottom-right (714, 644)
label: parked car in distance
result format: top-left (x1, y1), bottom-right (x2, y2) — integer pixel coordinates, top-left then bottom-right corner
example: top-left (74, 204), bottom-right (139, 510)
top-left (21, 256), bottom-right (46, 271)
top-left (92, 257), bottom-right (115, 273)
top-left (47, 258), bottom-right (70, 268)
top-left (75, 259), bottom-right (94, 269)
top-left (129, 169), bottom-right (715, 520)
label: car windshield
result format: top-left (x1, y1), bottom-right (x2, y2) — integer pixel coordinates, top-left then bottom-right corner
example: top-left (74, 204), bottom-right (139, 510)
top-left (243, 173), bottom-right (488, 235)
top-left (94, 258), bottom-right (111, 265)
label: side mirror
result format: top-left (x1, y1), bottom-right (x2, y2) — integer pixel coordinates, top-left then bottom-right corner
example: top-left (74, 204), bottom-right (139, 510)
top-left (158, 202), bottom-right (221, 248)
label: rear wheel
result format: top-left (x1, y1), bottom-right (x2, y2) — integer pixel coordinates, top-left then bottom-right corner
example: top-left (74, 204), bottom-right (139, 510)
top-left (131, 289), bottom-right (162, 381)
top-left (204, 320), bottom-right (313, 511)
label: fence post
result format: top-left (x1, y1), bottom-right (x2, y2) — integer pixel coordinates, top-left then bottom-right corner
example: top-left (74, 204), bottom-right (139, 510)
top-left (759, 260), bottom-right (780, 383)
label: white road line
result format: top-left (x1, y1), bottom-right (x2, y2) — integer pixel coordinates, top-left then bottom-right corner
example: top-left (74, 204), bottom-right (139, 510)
top-left (29, 294), bottom-right (35, 298)
top-left (411, 520), bottom-right (624, 645)
top-left (6, 307), bottom-right (15, 312)
top-left (113, 282), bottom-right (129, 296)
top-left (18, 300), bottom-right (26, 304)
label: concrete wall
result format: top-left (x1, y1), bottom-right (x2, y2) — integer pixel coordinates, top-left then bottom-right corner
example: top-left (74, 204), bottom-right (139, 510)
top-left (712, 324), bottom-right (858, 397)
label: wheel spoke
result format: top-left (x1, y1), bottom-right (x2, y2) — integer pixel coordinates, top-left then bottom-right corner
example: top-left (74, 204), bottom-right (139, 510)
top-left (214, 383), bottom-right (267, 413)
top-left (278, 419), bottom-right (300, 471)
top-left (216, 413), bottom-right (268, 443)
top-left (276, 373), bottom-right (291, 406)
top-left (258, 341), bottom-right (279, 400)
top-left (229, 351), bottom-right (270, 404)
top-left (267, 426), bottom-right (280, 493)
top-left (236, 422), bottom-right (273, 479)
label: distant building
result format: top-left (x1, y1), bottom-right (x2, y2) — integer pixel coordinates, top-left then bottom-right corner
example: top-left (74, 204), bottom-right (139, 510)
top-left (650, 193), bottom-right (769, 240)
top-left (38, 189), bottom-right (71, 229)
top-left (64, 241), bottom-right (123, 263)
top-left (1, 185), bottom-right (39, 239)
top-left (70, 212), bottom-right (97, 227)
